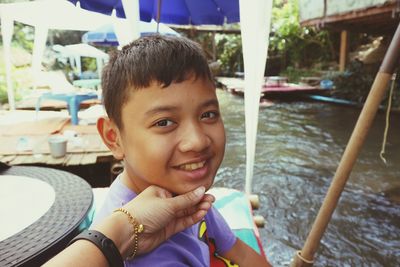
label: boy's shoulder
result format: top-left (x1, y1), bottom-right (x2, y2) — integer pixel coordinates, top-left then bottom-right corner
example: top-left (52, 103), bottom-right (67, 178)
top-left (92, 177), bottom-right (136, 226)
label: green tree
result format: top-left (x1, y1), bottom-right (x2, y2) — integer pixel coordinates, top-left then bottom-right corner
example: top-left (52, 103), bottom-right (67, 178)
top-left (216, 34), bottom-right (243, 76)
top-left (0, 0), bottom-right (34, 51)
top-left (212, 0), bottom-right (334, 77)
top-left (270, 0), bottom-right (334, 71)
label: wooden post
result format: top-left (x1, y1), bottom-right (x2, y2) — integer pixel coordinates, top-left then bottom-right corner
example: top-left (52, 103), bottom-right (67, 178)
top-left (291, 22), bottom-right (400, 267)
top-left (248, 194), bottom-right (260, 209)
top-left (339, 30), bottom-right (348, 72)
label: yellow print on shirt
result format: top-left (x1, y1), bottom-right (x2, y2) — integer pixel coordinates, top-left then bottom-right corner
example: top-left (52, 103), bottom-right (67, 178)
top-left (198, 220), bottom-right (239, 267)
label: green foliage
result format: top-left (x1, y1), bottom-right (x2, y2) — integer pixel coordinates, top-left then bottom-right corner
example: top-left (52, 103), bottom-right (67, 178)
top-left (0, 18), bottom-right (34, 102)
top-left (0, 76), bottom-right (20, 105)
top-left (183, 30), bottom-right (242, 76)
top-left (281, 66), bottom-right (320, 83)
top-left (327, 60), bottom-right (400, 109)
top-left (216, 34), bottom-right (243, 75)
top-left (11, 23), bottom-right (34, 52)
top-left (270, 0), bottom-right (301, 52)
top-left (327, 60), bottom-right (377, 103)
top-left (0, 50), bottom-right (29, 105)
top-left (209, 0), bottom-right (334, 76)
top-left (81, 57), bottom-right (97, 72)
top-left (189, 32), bottom-right (218, 59)
top-left (0, 83), bottom-right (8, 104)
top-left (270, 0), bottom-right (334, 71)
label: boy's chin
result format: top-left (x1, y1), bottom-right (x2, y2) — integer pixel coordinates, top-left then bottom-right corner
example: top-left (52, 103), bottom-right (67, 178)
top-left (174, 181), bottom-right (213, 195)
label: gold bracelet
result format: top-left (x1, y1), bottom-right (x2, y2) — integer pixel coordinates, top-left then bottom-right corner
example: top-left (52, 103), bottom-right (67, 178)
top-left (114, 207), bottom-right (144, 260)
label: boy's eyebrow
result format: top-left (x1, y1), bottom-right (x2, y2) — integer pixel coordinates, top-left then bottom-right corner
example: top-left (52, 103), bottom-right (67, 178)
top-left (145, 105), bottom-right (179, 117)
top-left (145, 98), bottom-right (219, 117)
top-left (201, 98), bottom-right (220, 108)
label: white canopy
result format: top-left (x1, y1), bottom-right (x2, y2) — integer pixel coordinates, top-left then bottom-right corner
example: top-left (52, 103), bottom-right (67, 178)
top-left (53, 43), bottom-right (109, 78)
top-left (240, 0), bottom-right (273, 193)
top-left (0, 0), bottom-right (140, 109)
top-left (55, 44), bottom-right (109, 59)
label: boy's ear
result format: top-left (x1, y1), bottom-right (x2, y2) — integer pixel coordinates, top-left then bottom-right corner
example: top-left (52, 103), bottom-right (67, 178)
top-left (97, 116), bottom-right (124, 160)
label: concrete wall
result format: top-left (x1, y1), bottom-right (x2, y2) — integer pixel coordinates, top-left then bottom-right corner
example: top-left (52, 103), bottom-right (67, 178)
top-left (299, 0), bottom-right (393, 21)
top-left (299, 0), bottom-right (324, 21)
top-left (326, 0), bottom-right (390, 16)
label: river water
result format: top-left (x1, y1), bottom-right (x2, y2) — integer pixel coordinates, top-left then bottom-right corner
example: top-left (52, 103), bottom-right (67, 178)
top-left (214, 89), bottom-right (400, 266)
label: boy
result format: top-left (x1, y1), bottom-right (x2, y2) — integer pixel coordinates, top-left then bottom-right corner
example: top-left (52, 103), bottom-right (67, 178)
top-left (94, 35), bottom-right (271, 267)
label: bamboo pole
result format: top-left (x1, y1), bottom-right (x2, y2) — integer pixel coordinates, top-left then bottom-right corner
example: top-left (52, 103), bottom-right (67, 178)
top-left (291, 22), bottom-right (400, 267)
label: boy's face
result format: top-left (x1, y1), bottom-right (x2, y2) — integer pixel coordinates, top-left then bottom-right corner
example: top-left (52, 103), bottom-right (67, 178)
top-left (117, 77), bottom-right (225, 194)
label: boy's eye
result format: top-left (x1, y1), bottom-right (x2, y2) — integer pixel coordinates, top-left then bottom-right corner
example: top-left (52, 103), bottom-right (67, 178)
top-left (201, 111), bottom-right (219, 119)
top-left (155, 119), bottom-right (174, 127)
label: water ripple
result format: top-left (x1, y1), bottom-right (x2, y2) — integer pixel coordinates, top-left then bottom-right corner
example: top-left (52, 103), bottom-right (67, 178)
top-left (216, 90), bottom-right (400, 266)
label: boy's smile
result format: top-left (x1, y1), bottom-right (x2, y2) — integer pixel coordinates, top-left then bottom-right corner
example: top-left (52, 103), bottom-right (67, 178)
top-left (114, 76), bottom-right (225, 195)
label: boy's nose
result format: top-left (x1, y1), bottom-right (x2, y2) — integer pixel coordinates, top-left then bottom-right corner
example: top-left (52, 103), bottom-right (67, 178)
top-left (178, 124), bottom-right (211, 153)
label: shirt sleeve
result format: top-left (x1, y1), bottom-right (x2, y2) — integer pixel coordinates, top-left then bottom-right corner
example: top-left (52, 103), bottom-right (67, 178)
top-left (206, 207), bottom-right (237, 254)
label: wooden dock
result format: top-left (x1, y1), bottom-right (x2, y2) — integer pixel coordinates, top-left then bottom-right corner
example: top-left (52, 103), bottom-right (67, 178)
top-left (0, 110), bottom-right (113, 167)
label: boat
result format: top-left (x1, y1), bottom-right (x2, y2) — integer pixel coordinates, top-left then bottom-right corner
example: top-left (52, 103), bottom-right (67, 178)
top-left (216, 76), bottom-right (329, 100)
top-left (209, 187), bottom-right (266, 258)
top-left (303, 94), bottom-right (363, 107)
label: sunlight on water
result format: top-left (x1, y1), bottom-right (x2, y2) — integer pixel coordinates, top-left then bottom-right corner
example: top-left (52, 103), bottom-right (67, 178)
top-left (215, 89), bottom-right (400, 266)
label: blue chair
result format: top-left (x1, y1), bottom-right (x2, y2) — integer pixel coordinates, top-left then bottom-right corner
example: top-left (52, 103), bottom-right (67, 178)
top-left (35, 92), bottom-right (98, 125)
top-left (72, 79), bottom-right (101, 90)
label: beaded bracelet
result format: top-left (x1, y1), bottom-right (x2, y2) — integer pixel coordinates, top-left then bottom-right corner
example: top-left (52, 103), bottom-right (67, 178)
top-left (114, 207), bottom-right (144, 260)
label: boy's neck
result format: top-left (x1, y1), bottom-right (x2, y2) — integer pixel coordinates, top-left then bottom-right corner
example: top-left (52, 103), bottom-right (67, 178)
top-left (119, 170), bottom-right (142, 195)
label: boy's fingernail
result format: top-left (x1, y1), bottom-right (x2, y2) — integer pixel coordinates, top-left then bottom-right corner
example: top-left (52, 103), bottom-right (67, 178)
top-left (194, 186), bottom-right (205, 196)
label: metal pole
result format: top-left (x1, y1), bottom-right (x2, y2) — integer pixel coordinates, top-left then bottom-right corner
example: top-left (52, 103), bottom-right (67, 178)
top-left (156, 0), bottom-right (162, 33)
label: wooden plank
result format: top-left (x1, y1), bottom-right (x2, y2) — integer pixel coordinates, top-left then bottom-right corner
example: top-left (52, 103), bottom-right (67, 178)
top-left (300, 2), bottom-right (398, 33)
top-left (63, 154), bottom-right (76, 165)
top-left (45, 154), bottom-right (66, 165)
top-left (80, 153), bottom-right (98, 165)
top-left (1, 151), bottom-right (114, 167)
top-left (0, 155), bottom-right (17, 164)
top-left (9, 155), bottom-right (29, 165)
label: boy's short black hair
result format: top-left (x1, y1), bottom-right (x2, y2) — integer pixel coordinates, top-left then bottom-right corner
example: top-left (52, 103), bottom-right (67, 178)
top-left (101, 35), bottom-right (213, 128)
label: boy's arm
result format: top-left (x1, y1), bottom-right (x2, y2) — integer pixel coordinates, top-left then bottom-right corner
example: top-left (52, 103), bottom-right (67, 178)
top-left (222, 238), bottom-right (272, 267)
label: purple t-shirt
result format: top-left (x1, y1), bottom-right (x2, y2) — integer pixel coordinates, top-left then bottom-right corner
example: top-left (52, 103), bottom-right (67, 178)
top-left (92, 177), bottom-right (237, 267)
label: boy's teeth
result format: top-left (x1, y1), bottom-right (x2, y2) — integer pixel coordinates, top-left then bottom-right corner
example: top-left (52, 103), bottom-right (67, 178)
top-left (179, 161), bottom-right (205, 171)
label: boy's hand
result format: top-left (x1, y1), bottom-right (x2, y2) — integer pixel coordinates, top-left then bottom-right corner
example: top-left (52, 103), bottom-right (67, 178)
top-left (124, 185), bottom-right (215, 255)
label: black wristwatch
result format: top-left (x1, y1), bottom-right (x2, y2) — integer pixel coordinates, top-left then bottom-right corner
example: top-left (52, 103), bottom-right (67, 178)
top-left (68, 230), bottom-right (124, 267)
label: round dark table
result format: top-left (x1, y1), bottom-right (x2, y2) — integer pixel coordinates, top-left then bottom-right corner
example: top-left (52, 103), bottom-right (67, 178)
top-left (0, 165), bottom-right (93, 266)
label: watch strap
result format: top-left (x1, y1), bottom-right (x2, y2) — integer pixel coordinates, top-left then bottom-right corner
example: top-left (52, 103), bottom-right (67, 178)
top-left (68, 230), bottom-right (124, 267)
